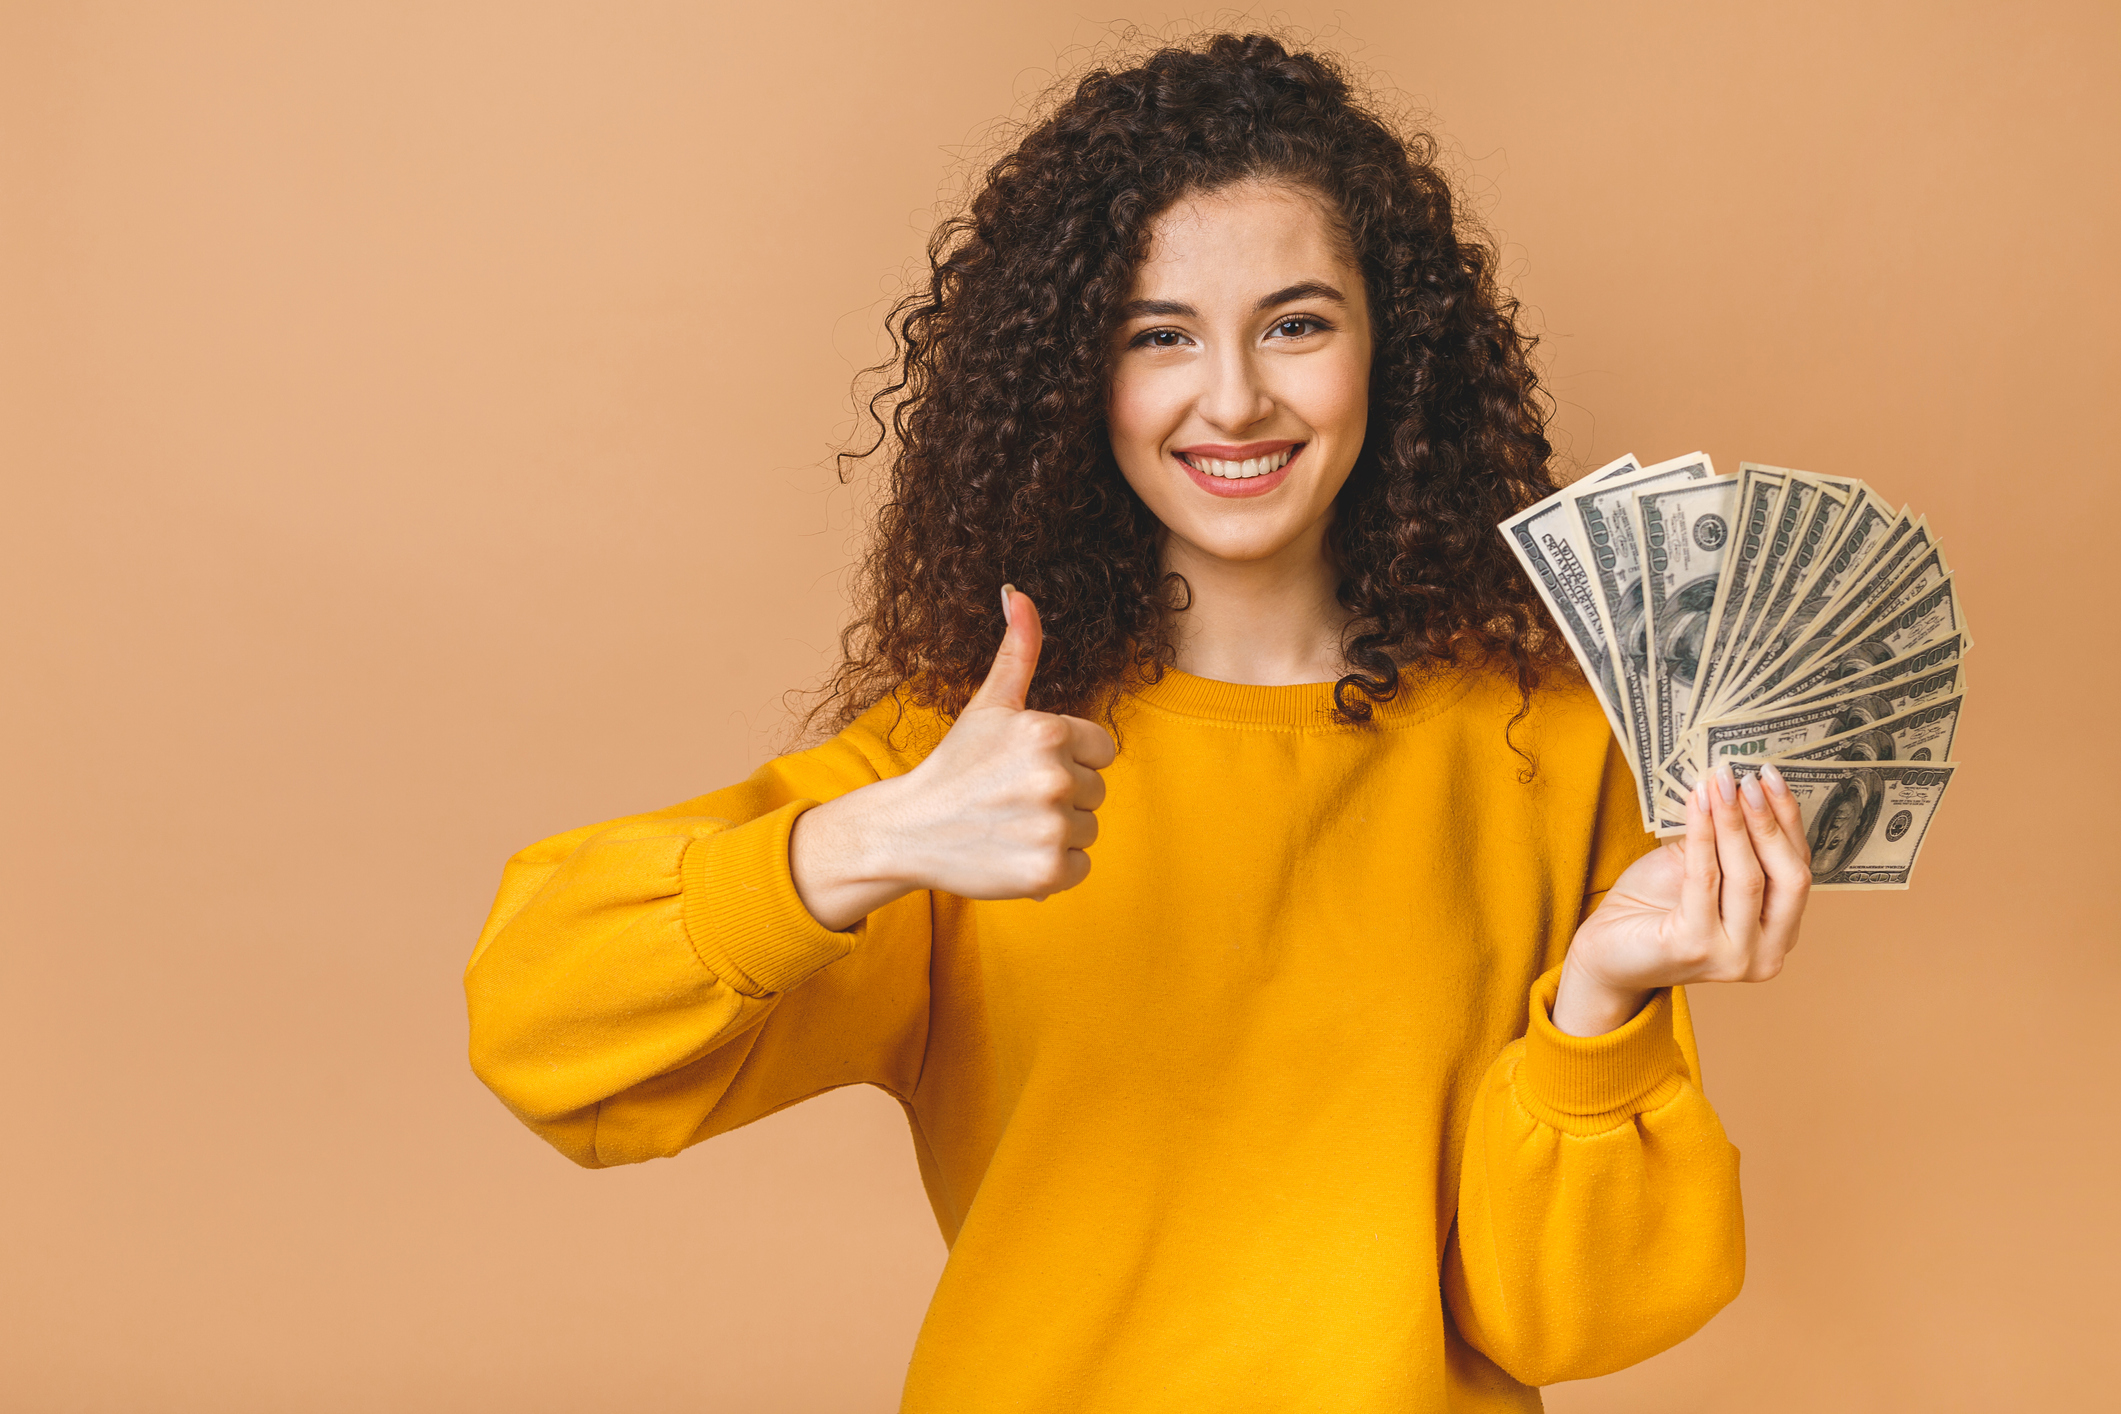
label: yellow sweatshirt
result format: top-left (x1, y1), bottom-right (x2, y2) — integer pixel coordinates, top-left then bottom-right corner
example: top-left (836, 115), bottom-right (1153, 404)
top-left (465, 664), bottom-right (1744, 1411)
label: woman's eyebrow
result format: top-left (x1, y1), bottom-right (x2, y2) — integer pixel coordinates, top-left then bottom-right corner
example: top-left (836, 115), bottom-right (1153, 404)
top-left (1118, 298), bottom-right (1196, 319)
top-left (1117, 281), bottom-right (1347, 321)
top-left (1254, 280), bottom-right (1345, 310)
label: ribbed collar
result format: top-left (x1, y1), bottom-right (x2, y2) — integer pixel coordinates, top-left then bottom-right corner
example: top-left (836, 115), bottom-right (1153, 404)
top-left (1123, 662), bottom-right (1477, 730)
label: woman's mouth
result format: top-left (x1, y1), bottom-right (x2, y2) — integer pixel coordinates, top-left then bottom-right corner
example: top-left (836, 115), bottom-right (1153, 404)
top-left (1174, 443), bottom-right (1303, 498)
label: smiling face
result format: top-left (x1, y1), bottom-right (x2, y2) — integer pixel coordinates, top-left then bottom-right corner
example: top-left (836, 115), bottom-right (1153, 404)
top-left (1105, 180), bottom-right (1373, 571)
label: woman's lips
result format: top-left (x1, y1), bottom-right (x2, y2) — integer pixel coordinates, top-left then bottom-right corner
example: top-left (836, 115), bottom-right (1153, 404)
top-left (1176, 444), bottom-right (1303, 499)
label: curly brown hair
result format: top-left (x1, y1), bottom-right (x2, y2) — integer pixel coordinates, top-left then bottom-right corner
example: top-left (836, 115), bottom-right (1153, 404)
top-left (807, 31), bottom-right (1568, 735)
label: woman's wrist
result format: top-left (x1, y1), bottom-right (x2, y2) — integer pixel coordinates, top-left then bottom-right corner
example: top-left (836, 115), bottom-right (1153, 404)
top-left (788, 777), bottom-right (925, 932)
top-left (1551, 952), bottom-right (1655, 1038)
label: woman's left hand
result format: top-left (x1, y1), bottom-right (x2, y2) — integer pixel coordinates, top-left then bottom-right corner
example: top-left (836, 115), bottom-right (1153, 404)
top-left (1552, 762), bottom-right (1814, 1037)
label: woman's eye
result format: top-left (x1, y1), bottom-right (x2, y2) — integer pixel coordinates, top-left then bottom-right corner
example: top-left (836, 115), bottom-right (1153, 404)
top-left (1136, 328), bottom-right (1188, 348)
top-left (1272, 317), bottom-right (1324, 339)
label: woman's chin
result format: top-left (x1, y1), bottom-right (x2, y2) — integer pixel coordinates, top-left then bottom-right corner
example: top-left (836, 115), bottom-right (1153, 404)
top-left (1163, 518), bottom-right (1321, 569)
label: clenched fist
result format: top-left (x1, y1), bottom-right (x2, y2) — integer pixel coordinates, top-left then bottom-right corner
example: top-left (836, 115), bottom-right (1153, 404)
top-left (789, 585), bottom-right (1117, 931)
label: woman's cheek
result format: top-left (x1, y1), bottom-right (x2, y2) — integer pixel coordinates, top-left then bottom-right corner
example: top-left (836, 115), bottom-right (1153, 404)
top-left (1105, 368), bottom-right (1180, 472)
top-left (1319, 348), bottom-right (1373, 440)
top-left (1275, 352), bottom-right (1369, 464)
top-left (1102, 383), bottom-right (1177, 519)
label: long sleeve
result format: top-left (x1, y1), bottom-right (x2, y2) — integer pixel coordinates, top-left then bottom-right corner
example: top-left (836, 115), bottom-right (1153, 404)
top-left (1442, 966), bottom-right (1739, 1390)
top-left (1440, 733), bottom-right (1745, 1386)
top-left (1442, 966), bottom-right (1744, 1385)
top-left (463, 699), bottom-right (938, 1169)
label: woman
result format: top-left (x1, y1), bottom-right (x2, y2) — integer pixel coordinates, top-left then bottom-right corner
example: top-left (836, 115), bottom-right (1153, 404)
top-left (464, 33), bottom-right (1811, 1411)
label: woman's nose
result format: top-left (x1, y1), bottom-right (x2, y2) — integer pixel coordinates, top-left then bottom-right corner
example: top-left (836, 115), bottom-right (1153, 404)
top-left (1198, 343), bottom-right (1276, 432)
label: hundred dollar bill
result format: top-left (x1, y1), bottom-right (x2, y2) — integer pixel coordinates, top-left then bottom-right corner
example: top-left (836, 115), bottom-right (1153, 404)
top-left (1694, 477), bottom-right (1807, 712)
top-left (1652, 754), bottom-right (1697, 833)
top-left (1717, 474), bottom-right (1852, 699)
top-left (1726, 518), bottom-right (1932, 711)
top-left (1765, 573), bottom-right (1971, 708)
top-left (1499, 452), bottom-right (1641, 756)
top-left (1776, 691), bottom-right (1963, 765)
top-left (1774, 631), bottom-right (1967, 712)
top-left (1819, 538), bottom-right (1951, 650)
top-left (1745, 536), bottom-right (1949, 706)
top-left (1573, 451), bottom-right (1718, 825)
top-left (1669, 659), bottom-right (1963, 788)
top-left (1725, 505), bottom-right (1909, 705)
top-left (1634, 475), bottom-right (1739, 782)
top-left (1667, 641), bottom-right (1967, 790)
top-left (1727, 760), bottom-right (1957, 889)
top-left (1683, 465), bottom-right (1786, 727)
top-left (1586, 455), bottom-right (1647, 485)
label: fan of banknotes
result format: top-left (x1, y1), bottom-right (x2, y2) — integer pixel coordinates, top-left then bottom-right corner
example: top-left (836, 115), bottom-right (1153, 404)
top-left (1501, 452), bottom-right (1968, 889)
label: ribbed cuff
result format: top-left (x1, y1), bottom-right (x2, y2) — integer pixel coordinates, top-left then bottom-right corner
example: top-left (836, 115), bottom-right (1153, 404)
top-left (1521, 965), bottom-right (1686, 1121)
top-left (679, 800), bottom-right (856, 997)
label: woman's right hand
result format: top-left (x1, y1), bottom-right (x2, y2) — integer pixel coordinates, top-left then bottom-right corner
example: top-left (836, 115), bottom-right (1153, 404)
top-left (788, 585), bottom-right (1116, 931)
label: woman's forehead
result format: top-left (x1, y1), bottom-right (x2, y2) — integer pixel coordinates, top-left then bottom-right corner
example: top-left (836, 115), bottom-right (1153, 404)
top-left (1130, 181), bottom-right (1355, 302)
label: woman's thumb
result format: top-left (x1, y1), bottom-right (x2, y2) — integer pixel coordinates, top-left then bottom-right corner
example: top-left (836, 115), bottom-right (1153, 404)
top-left (967, 584), bottom-right (1042, 712)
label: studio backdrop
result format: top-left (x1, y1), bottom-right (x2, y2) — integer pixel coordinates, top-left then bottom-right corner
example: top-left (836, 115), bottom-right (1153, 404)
top-left (3, 2), bottom-right (2114, 1410)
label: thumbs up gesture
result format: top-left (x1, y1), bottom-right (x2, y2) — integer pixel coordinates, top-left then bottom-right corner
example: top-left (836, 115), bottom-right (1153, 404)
top-left (788, 585), bottom-right (1118, 930)
top-left (913, 584), bottom-right (1119, 897)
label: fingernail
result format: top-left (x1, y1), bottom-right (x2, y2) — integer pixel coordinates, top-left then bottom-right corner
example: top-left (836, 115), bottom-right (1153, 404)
top-left (1762, 762), bottom-right (1788, 796)
top-left (1741, 773), bottom-right (1766, 810)
top-left (1715, 763), bottom-right (1737, 804)
top-left (1694, 776), bottom-right (1710, 810)
top-left (1001, 583), bottom-right (1015, 614)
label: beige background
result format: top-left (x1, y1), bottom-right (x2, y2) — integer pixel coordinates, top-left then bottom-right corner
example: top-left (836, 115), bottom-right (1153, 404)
top-left (4, 2), bottom-right (2115, 1409)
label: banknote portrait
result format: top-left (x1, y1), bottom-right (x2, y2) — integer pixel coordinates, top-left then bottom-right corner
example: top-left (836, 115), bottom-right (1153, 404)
top-left (1831, 726), bottom-right (1900, 762)
top-left (1612, 582), bottom-right (1650, 683)
top-left (1814, 637), bottom-right (1900, 686)
top-left (1655, 575), bottom-right (1720, 689)
top-left (1810, 768), bottom-right (1885, 881)
top-left (1825, 693), bottom-right (1899, 738)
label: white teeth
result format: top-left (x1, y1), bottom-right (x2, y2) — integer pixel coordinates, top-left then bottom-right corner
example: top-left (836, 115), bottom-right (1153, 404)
top-left (1190, 447), bottom-right (1295, 479)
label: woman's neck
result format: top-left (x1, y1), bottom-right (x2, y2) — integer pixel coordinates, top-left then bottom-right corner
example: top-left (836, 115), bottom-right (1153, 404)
top-left (1161, 519), bottom-right (1355, 686)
